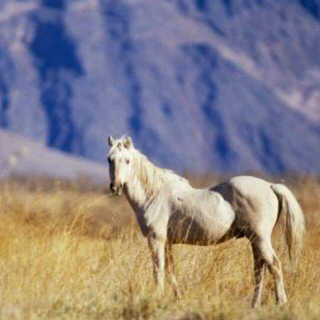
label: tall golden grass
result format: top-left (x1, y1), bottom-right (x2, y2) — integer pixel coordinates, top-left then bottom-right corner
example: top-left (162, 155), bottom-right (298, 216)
top-left (0, 175), bottom-right (319, 319)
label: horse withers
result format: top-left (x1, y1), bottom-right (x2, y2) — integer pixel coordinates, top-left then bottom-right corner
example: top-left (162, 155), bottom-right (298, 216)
top-left (107, 135), bottom-right (305, 307)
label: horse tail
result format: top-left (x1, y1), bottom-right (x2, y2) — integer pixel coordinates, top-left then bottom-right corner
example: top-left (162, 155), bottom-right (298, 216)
top-left (271, 183), bottom-right (305, 266)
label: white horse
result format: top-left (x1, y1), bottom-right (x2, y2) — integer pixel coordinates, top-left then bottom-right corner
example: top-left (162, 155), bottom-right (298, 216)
top-left (107, 135), bottom-right (305, 307)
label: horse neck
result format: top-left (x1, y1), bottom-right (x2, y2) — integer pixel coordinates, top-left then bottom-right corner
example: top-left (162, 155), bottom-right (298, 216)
top-left (124, 152), bottom-right (165, 210)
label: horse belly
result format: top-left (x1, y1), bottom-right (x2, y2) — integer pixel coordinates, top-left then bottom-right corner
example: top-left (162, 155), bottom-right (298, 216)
top-left (168, 201), bottom-right (235, 245)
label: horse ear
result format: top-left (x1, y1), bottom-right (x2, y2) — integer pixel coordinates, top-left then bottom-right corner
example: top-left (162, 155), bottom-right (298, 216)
top-left (124, 136), bottom-right (133, 149)
top-left (108, 135), bottom-right (115, 147)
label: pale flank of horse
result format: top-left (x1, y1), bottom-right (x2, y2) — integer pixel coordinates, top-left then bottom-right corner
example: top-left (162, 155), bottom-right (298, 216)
top-left (107, 135), bottom-right (305, 307)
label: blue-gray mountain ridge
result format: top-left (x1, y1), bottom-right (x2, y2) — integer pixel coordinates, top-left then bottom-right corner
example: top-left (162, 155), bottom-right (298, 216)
top-left (0, 0), bottom-right (320, 174)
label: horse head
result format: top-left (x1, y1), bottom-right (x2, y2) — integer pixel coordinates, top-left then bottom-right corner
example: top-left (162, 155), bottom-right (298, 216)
top-left (107, 135), bottom-right (134, 195)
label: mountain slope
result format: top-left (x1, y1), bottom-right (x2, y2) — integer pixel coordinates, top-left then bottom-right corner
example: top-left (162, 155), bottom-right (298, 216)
top-left (0, 0), bottom-right (319, 173)
top-left (0, 130), bottom-right (108, 183)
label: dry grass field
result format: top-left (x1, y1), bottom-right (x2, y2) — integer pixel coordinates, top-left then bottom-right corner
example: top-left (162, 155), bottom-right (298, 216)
top-left (0, 174), bottom-right (319, 319)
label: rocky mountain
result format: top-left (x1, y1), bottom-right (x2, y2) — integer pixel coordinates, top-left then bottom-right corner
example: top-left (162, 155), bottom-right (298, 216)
top-left (0, 0), bottom-right (320, 174)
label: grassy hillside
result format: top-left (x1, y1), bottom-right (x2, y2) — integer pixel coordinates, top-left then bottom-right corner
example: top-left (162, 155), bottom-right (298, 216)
top-left (0, 175), bottom-right (319, 319)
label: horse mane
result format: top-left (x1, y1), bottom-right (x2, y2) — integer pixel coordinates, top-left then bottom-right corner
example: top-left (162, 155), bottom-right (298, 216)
top-left (131, 148), bottom-right (189, 198)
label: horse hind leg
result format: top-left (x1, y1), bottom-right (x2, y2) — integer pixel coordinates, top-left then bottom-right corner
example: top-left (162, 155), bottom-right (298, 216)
top-left (267, 248), bottom-right (288, 305)
top-left (253, 237), bottom-right (288, 305)
top-left (251, 242), bottom-right (266, 308)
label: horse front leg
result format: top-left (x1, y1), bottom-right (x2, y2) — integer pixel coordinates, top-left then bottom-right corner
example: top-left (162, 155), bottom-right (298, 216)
top-left (165, 243), bottom-right (181, 297)
top-left (148, 234), bottom-right (166, 294)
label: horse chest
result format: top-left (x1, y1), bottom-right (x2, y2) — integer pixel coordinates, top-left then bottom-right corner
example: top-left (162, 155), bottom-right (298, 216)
top-left (131, 207), bottom-right (161, 237)
top-left (128, 204), bottom-right (149, 237)
top-left (135, 215), bottom-right (150, 237)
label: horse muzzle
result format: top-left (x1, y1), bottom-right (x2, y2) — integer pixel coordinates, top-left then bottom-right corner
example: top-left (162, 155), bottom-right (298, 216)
top-left (110, 181), bottom-right (123, 196)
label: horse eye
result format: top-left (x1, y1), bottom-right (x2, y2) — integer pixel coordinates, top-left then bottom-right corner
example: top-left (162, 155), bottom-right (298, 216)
top-left (126, 159), bottom-right (130, 164)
